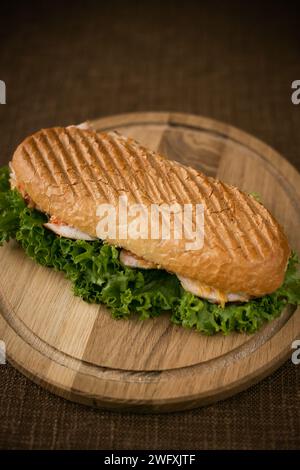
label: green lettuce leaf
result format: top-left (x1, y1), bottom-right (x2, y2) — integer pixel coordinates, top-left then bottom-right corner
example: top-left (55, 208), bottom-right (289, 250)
top-left (0, 165), bottom-right (300, 335)
top-left (0, 166), bottom-right (26, 245)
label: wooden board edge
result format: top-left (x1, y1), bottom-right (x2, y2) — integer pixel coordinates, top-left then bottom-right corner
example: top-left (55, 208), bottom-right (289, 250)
top-left (1, 307), bottom-right (299, 413)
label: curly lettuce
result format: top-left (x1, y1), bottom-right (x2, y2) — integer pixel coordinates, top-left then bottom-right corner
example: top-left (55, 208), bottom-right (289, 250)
top-left (0, 165), bottom-right (300, 335)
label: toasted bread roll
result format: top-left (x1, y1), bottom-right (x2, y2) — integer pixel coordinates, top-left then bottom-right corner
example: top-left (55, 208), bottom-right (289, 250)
top-left (11, 127), bottom-right (290, 297)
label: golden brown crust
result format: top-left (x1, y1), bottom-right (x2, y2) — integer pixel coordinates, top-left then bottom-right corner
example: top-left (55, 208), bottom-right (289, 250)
top-left (11, 127), bottom-right (291, 297)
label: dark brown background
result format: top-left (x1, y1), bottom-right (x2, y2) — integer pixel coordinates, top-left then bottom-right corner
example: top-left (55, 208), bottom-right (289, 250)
top-left (0, 0), bottom-right (300, 450)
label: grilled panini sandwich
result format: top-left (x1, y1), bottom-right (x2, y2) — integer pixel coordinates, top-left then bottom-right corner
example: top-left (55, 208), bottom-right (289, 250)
top-left (9, 126), bottom-right (290, 306)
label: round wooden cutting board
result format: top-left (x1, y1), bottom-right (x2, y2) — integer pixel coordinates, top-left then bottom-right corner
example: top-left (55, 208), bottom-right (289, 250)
top-left (0, 112), bottom-right (300, 412)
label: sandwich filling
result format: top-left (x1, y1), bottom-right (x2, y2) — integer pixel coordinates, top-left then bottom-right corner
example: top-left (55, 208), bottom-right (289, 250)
top-left (44, 216), bottom-right (97, 241)
top-left (34, 212), bottom-right (251, 306)
top-left (118, 249), bottom-right (249, 305)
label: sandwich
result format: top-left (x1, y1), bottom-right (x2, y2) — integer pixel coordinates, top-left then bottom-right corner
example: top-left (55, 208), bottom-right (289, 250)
top-left (0, 125), bottom-right (299, 335)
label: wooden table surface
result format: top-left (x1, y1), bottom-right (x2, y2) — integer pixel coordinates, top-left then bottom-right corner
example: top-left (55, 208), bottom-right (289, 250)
top-left (0, 0), bottom-right (299, 450)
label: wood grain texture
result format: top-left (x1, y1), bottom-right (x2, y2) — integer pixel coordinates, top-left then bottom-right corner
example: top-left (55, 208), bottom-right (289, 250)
top-left (0, 112), bottom-right (299, 412)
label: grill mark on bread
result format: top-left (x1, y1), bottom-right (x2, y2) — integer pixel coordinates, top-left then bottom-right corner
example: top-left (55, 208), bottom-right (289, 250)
top-left (19, 145), bottom-right (37, 178)
top-left (185, 166), bottom-right (216, 201)
top-left (185, 168), bottom-right (260, 260)
top-left (219, 186), bottom-right (256, 260)
top-left (148, 160), bottom-right (209, 247)
top-left (152, 161), bottom-right (176, 202)
top-left (207, 182), bottom-right (259, 259)
top-left (197, 180), bottom-right (237, 256)
top-left (121, 140), bottom-right (160, 204)
top-left (26, 137), bottom-right (58, 186)
top-left (54, 128), bottom-right (95, 200)
top-left (141, 148), bottom-right (177, 203)
top-left (155, 160), bottom-right (183, 203)
top-left (86, 133), bottom-right (124, 203)
top-left (161, 163), bottom-right (224, 253)
top-left (117, 134), bottom-right (168, 204)
top-left (237, 192), bottom-right (274, 254)
top-left (176, 165), bottom-right (237, 257)
top-left (65, 128), bottom-right (100, 201)
top-left (103, 132), bottom-right (160, 206)
top-left (40, 130), bottom-right (77, 195)
top-left (167, 165), bottom-right (198, 203)
top-left (120, 139), bottom-right (156, 203)
top-left (103, 133), bottom-right (146, 204)
top-left (71, 130), bottom-right (113, 202)
top-left (48, 128), bottom-right (82, 194)
top-left (93, 133), bottom-right (135, 204)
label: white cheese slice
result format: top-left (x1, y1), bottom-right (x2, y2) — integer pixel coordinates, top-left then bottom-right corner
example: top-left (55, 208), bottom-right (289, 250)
top-left (177, 275), bottom-right (249, 305)
top-left (44, 223), bottom-right (96, 241)
top-left (119, 249), bottom-right (156, 269)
